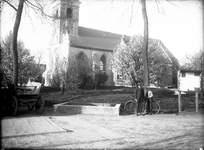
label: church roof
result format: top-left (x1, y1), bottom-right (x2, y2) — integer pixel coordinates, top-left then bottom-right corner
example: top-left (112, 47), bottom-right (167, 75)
top-left (69, 26), bottom-right (123, 51)
top-left (155, 39), bottom-right (179, 66)
top-left (78, 26), bottom-right (122, 40)
top-left (69, 35), bottom-right (120, 51)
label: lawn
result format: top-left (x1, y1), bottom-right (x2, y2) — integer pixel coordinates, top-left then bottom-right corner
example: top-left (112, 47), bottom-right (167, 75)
top-left (41, 86), bottom-right (204, 112)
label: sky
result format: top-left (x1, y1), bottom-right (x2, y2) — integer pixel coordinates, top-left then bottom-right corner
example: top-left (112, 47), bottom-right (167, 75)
top-left (1, 0), bottom-right (203, 63)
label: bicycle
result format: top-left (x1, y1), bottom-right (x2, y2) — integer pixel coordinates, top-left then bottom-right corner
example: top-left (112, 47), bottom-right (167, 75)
top-left (124, 97), bottom-right (160, 115)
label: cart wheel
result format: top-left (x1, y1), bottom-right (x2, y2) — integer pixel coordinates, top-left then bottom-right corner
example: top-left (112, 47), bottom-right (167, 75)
top-left (10, 96), bottom-right (18, 116)
top-left (35, 96), bottom-right (45, 114)
top-left (28, 104), bottom-right (34, 111)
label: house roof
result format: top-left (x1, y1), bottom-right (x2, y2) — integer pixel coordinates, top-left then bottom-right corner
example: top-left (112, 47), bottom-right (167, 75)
top-left (180, 69), bottom-right (202, 73)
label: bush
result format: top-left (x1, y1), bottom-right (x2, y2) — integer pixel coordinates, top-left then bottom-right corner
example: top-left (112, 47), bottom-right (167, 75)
top-left (65, 58), bottom-right (82, 91)
top-left (75, 56), bottom-right (92, 89)
top-left (50, 71), bottom-right (61, 88)
top-left (50, 56), bottom-right (109, 91)
top-left (93, 71), bottom-right (109, 87)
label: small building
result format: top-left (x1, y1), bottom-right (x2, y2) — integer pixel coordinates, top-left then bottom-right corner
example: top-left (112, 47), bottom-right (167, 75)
top-left (178, 69), bottom-right (202, 91)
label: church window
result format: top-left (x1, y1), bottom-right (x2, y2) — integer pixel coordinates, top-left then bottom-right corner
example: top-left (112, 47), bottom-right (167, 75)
top-left (76, 52), bottom-right (88, 68)
top-left (76, 52), bottom-right (87, 61)
top-left (100, 61), bottom-right (103, 70)
top-left (100, 55), bottom-right (106, 71)
top-left (67, 8), bottom-right (73, 18)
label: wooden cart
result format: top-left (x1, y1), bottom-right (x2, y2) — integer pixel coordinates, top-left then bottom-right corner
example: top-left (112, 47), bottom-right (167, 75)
top-left (7, 81), bottom-right (45, 116)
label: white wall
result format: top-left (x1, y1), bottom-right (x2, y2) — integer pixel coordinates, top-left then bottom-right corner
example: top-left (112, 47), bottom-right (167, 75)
top-left (178, 71), bottom-right (201, 91)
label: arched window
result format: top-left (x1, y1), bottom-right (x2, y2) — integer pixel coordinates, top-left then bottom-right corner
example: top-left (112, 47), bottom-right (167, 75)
top-left (67, 8), bottom-right (72, 18)
top-left (76, 52), bottom-right (89, 72)
top-left (99, 61), bottom-right (103, 70)
top-left (76, 52), bottom-right (87, 61)
top-left (100, 55), bottom-right (106, 71)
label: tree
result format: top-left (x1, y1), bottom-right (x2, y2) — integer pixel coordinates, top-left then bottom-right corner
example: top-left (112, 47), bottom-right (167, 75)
top-left (181, 49), bottom-right (204, 70)
top-left (10, 0), bottom-right (24, 86)
top-left (109, 35), bottom-right (171, 87)
top-left (110, 35), bottom-right (143, 87)
top-left (140, 0), bottom-right (149, 93)
top-left (1, 32), bottom-right (42, 84)
top-left (1, 0), bottom-right (54, 86)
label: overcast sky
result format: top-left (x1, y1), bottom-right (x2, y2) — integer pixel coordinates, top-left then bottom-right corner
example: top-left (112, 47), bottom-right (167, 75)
top-left (1, 0), bottom-right (203, 62)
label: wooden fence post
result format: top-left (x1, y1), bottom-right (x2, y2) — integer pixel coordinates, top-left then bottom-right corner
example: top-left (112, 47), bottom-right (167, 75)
top-left (195, 91), bottom-right (199, 112)
top-left (178, 90), bottom-right (182, 113)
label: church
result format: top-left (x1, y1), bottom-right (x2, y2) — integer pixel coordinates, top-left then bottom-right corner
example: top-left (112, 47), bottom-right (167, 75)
top-left (43, 0), bottom-right (179, 87)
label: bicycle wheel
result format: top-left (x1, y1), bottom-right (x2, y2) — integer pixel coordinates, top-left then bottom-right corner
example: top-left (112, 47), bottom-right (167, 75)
top-left (124, 100), bottom-right (136, 114)
top-left (152, 100), bottom-right (160, 114)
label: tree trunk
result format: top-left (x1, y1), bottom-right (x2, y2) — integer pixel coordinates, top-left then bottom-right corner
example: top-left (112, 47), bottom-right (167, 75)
top-left (12, 0), bottom-right (25, 86)
top-left (141, 0), bottom-right (149, 94)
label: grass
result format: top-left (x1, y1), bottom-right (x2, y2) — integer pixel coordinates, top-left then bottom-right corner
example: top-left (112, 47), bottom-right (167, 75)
top-left (41, 86), bottom-right (204, 112)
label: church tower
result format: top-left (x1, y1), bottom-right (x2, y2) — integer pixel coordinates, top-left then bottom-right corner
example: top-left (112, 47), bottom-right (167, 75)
top-left (52, 0), bottom-right (81, 43)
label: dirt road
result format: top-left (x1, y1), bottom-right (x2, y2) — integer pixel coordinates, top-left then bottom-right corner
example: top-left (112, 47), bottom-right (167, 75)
top-left (1, 107), bottom-right (204, 149)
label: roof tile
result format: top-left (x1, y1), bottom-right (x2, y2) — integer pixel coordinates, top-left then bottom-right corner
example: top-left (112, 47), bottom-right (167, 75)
top-left (69, 35), bottom-right (120, 51)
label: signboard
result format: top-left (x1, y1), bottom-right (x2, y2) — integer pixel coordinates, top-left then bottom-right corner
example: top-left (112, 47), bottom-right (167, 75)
top-left (178, 70), bottom-right (202, 91)
top-left (177, 69), bottom-right (202, 113)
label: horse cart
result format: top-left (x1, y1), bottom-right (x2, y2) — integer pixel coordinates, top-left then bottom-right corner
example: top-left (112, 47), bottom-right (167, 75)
top-left (1, 78), bottom-right (45, 116)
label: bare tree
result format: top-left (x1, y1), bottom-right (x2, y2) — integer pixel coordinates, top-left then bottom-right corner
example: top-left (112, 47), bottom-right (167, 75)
top-left (12, 0), bottom-right (25, 86)
top-left (140, 0), bottom-right (149, 93)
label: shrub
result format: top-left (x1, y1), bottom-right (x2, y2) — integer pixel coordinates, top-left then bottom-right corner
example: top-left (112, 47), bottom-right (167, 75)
top-left (50, 56), bottom-right (109, 91)
top-left (93, 71), bottom-right (109, 87)
top-left (75, 55), bottom-right (93, 89)
top-left (50, 71), bottom-right (61, 88)
top-left (65, 58), bottom-right (82, 91)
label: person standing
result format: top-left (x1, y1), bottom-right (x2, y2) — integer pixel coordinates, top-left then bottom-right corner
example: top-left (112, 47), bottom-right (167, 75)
top-left (146, 88), bottom-right (153, 115)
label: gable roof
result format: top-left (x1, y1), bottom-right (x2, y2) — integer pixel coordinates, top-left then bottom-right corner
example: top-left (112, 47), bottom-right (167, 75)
top-left (157, 39), bottom-right (179, 66)
top-left (145, 38), bottom-right (179, 66)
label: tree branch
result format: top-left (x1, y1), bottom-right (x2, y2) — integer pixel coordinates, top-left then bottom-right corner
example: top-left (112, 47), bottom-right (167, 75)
top-left (25, 0), bottom-right (55, 19)
top-left (2, 0), bottom-right (17, 11)
top-left (129, 0), bottom-right (135, 27)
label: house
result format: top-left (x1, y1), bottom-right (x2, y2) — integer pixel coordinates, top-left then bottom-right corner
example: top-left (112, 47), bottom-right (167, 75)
top-left (43, 0), bottom-right (179, 87)
top-left (178, 69), bottom-right (202, 91)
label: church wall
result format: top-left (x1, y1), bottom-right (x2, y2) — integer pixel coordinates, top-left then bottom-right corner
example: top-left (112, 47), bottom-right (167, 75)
top-left (69, 47), bottom-right (114, 85)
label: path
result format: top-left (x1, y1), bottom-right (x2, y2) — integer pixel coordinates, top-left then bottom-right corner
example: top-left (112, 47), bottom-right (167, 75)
top-left (1, 107), bottom-right (204, 149)
top-left (1, 117), bottom-right (65, 138)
